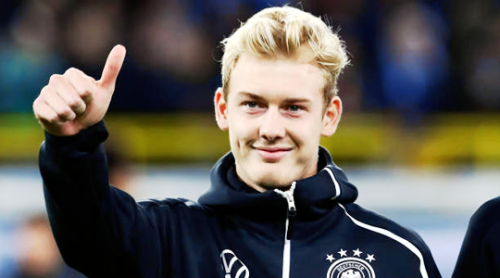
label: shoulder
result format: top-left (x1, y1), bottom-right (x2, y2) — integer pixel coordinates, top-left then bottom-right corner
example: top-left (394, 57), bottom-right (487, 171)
top-left (339, 203), bottom-right (432, 257)
top-left (339, 203), bottom-right (441, 277)
top-left (137, 198), bottom-right (202, 209)
top-left (465, 196), bottom-right (500, 240)
top-left (453, 196), bottom-right (500, 277)
top-left (137, 197), bottom-right (206, 212)
top-left (134, 197), bottom-right (216, 225)
top-left (469, 196), bottom-right (500, 228)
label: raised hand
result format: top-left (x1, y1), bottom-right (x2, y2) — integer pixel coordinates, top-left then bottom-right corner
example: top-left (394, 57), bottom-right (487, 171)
top-left (33, 45), bottom-right (126, 136)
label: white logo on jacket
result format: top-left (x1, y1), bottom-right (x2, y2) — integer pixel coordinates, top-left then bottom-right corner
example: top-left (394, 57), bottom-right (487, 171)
top-left (326, 248), bottom-right (376, 278)
top-left (221, 249), bottom-right (250, 278)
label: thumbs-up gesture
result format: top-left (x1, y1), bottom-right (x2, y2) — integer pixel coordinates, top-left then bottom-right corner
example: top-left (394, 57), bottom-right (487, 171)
top-left (33, 45), bottom-right (126, 136)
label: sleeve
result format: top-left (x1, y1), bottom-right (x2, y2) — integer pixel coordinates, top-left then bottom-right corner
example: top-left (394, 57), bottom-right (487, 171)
top-left (39, 121), bottom-right (164, 278)
top-left (341, 204), bottom-right (442, 278)
top-left (452, 198), bottom-right (500, 278)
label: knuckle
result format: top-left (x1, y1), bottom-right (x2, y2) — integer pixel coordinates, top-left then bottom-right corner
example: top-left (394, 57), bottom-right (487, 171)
top-left (33, 98), bottom-right (42, 109)
top-left (40, 85), bottom-right (51, 96)
top-left (64, 67), bottom-right (83, 77)
top-left (32, 101), bottom-right (39, 113)
top-left (49, 74), bottom-right (61, 83)
top-left (33, 97), bottom-right (47, 111)
top-left (65, 67), bottom-right (77, 75)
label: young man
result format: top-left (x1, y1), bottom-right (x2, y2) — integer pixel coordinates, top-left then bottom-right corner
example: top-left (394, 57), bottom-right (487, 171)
top-left (33, 6), bottom-right (441, 278)
top-left (453, 196), bottom-right (500, 277)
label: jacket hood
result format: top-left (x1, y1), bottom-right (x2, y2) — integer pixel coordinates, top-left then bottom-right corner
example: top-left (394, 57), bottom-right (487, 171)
top-left (198, 147), bottom-right (358, 219)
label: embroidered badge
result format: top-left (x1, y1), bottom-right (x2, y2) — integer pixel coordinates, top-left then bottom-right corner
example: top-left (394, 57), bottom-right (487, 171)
top-left (325, 248), bottom-right (376, 278)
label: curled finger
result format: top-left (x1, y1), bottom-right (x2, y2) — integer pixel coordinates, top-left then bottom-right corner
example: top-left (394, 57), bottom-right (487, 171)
top-left (43, 85), bottom-right (77, 122)
top-left (64, 67), bottom-right (98, 104)
top-left (51, 73), bottom-right (87, 115)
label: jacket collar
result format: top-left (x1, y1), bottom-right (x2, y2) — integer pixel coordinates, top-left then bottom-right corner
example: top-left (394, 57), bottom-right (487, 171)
top-left (198, 147), bottom-right (358, 220)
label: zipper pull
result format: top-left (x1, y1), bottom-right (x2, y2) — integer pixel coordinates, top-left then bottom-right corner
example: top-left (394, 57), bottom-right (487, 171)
top-left (275, 182), bottom-right (297, 217)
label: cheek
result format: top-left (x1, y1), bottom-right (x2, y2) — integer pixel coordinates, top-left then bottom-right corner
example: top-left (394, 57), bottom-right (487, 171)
top-left (287, 117), bottom-right (322, 145)
top-left (228, 117), bottom-right (257, 147)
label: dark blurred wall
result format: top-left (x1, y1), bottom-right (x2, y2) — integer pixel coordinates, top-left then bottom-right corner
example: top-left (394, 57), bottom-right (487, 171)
top-left (1, 0), bottom-right (499, 114)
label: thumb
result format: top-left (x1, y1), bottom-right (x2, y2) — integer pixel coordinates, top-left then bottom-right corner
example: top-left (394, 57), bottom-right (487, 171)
top-left (98, 44), bottom-right (126, 92)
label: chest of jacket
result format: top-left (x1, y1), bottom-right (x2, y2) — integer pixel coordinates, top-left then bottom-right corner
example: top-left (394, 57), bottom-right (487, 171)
top-left (161, 205), bottom-right (423, 278)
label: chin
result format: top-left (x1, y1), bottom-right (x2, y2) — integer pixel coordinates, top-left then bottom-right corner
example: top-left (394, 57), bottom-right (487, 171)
top-left (252, 172), bottom-right (295, 190)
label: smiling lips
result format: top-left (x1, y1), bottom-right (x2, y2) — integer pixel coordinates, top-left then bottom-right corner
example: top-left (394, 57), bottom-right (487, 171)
top-left (254, 147), bottom-right (292, 162)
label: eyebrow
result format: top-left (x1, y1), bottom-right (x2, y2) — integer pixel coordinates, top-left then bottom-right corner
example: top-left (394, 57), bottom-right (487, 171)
top-left (236, 91), bottom-right (312, 104)
top-left (282, 98), bottom-right (311, 104)
top-left (236, 91), bottom-right (266, 101)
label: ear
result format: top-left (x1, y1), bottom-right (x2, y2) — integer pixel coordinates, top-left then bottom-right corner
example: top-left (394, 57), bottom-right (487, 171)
top-left (214, 87), bottom-right (229, 131)
top-left (321, 96), bottom-right (342, 137)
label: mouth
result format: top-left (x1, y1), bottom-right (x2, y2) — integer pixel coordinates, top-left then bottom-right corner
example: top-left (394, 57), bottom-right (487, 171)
top-left (253, 146), bottom-right (292, 162)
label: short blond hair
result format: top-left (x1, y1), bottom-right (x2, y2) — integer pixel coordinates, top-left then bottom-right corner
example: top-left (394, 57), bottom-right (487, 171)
top-left (221, 6), bottom-right (349, 105)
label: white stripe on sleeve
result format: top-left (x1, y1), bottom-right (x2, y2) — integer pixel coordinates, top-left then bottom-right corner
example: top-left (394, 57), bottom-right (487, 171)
top-left (338, 203), bottom-right (429, 278)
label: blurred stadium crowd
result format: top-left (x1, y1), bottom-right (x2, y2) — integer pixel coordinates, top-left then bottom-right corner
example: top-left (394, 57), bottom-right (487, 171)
top-left (1, 0), bottom-right (500, 277)
top-left (1, 0), bottom-right (500, 123)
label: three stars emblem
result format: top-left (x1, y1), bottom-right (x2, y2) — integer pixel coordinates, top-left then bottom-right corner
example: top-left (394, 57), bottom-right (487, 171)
top-left (326, 248), bottom-right (376, 264)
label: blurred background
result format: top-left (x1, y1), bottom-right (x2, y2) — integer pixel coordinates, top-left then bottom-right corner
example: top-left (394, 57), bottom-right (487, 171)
top-left (0, 0), bottom-right (499, 277)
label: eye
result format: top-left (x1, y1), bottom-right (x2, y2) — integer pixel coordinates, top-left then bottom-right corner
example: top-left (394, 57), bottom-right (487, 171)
top-left (288, 105), bottom-right (302, 112)
top-left (244, 101), bottom-right (258, 109)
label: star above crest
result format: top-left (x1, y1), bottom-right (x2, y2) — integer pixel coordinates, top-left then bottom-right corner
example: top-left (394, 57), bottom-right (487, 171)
top-left (353, 249), bottom-right (363, 257)
top-left (338, 249), bottom-right (347, 257)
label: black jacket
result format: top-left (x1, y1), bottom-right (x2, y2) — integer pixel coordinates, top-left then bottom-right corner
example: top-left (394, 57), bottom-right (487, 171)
top-left (39, 121), bottom-right (441, 278)
top-left (453, 196), bottom-right (500, 278)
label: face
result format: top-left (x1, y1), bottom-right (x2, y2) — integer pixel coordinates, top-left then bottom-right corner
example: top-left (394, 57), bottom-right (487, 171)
top-left (215, 53), bottom-right (342, 192)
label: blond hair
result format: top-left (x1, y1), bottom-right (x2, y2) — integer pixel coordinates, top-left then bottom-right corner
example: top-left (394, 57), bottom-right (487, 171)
top-left (221, 6), bottom-right (349, 105)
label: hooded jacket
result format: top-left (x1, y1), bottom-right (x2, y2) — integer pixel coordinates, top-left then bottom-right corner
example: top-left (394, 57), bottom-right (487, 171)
top-left (39, 121), bottom-right (441, 278)
top-left (453, 196), bottom-right (500, 277)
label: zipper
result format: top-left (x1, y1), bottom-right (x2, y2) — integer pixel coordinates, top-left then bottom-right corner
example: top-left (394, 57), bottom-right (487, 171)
top-left (274, 182), bottom-right (297, 278)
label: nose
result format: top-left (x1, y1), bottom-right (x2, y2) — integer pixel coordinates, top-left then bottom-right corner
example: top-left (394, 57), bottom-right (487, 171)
top-left (259, 107), bottom-right (285, 141)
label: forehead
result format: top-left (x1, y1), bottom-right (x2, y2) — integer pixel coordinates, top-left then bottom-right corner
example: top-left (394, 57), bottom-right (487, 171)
top-left (228, 53), bottom-right (324, 101)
